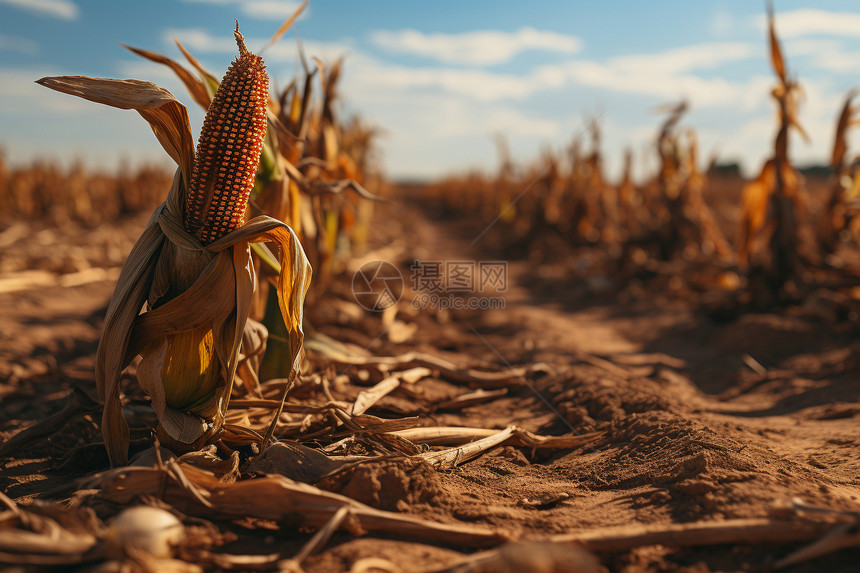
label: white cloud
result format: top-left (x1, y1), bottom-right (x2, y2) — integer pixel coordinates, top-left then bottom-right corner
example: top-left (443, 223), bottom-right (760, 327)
top-left (162, 28), bottom-right (352, 65)
top-left (353, 60), bottom-right (548, 102)
top-left (163, 28), bottom-right (237, 54)
top-left (0, 66), bottom-right (179, 172)
top-left (348, 90), bottom-right (567, 179)
top-left (426, 98), bottom-right (560, 139)
top-left (0, 0), bottom-right (78, 20)
top-left (370, 27), bottom-right (582, 66)
top-left (0, 33), bottom-right (38, 55)
top-left (242, 0), bottom-right (305, 19)
top-left (0, 67), bottom-right (89, 113)
top-left (784, 38), bottom-right (842, 57)
top-left (550, 60), bottom-right (770, 110)
top-left (179, 0), bottom-right (307, 21)
top-left (160, 28), bottom-right (546, 102)
top-left (709, 9), bottom-right (735, 38)
top-left (814, 50), bottom-right (860, 74)
top-left (608, 42), bottom-right (755, 75)
top-left (780, 38), bottom-right (860, 75)
top-left (772, 9), bottom-right (860, 38)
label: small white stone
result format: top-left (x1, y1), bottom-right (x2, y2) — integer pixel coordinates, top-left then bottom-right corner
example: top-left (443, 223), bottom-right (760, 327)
top-left (105, 506), bottom-right (184, 559)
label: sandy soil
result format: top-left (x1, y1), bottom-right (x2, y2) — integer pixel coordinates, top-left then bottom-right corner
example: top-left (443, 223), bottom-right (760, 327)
top-left (1, 191), bottom-right (859, 572)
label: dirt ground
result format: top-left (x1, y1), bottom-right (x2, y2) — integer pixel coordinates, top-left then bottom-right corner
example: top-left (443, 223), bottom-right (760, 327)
top-left (1, 185), bottom-right (859, 572)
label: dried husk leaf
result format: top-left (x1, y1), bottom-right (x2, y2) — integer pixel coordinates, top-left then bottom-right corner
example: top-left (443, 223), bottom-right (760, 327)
top-left (95, 210), bottom-right (167, 466)
top-left (234, 318), bottom-right (268, 397)
top-left (115, 204), bottom-right (310, 458)
top-left (125, 247), bottom-right (235, 364)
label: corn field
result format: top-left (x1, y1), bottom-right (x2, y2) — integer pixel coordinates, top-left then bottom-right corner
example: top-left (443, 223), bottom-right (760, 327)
top-left (2, 3), bottom-right (860, 572)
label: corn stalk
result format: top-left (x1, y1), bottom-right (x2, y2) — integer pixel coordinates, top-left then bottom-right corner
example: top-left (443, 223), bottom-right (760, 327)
top-left (38, 25), bottom-right (312, 466)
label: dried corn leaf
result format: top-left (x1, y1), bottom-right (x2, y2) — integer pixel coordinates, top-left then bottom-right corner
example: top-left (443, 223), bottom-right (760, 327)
top-left (96, 212), bottom-right (167, 465)
top-left (246, 441), bottom-right (351, 482)
top-left (436, 388), bottom-right (508, 411)
top-left (0, 502), bottom-right (98, 565)
top-left (395, 426), bottom-right (600, 450)
top-left (87, 462), bottom-right (508, 547)
top-left (351, 375), bottom-right (401, 416)
top-left (321, 352), bottom-right (550, 388)
top-left (775, 522), bottom-right (860, 569)
top-left (259, 0), bottom-right (309, 54)
top-left (419, 427), bottom-right (516, 467)
top-left (210, 217), bottom-right (313, 385)
top-left (123, 44), bottom-right (211, 110)
top-left (234, 318), bottom-right (268, 397)
top-left (348, 415), bottom-right (421, 433)
top-left (36, 76), bottom-right (194, 180)
top-left (283, 504), bottom-right (350, 566)
top-left (832, 90), bottom-right (858, 169)
top-left (174, 38), bottom-right (219, 95)
top-left (767, 1), bottom-right (786, 85)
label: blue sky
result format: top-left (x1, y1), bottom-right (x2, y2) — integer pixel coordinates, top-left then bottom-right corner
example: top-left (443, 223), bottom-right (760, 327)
top-left (2, 0), bottom-right (860, 182)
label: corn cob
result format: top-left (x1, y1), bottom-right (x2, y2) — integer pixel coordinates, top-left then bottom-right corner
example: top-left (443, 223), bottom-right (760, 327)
top-left (184, 22), bottom-right (268, 244)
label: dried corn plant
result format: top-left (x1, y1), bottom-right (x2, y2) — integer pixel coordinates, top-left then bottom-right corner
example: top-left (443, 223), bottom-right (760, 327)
top-left (566, 137), bottom-right (595, 242)
top-left (585, 120), bottom-right (622, 247)
top-left (513, 147), bottom-right (561, 239)
top-left (637, 102), bottom-right (731, 262)
top-left (617, 148), bottom-right (643, 238)
top-left (38, 24), bottom-right (312, 466)
top-left (425, 117), bottom-right (637, 254)
top-left (817, 90), bottom-right (860, 254)
top-left (493, 134), bottom-right (518, 224)
top-left (0, 156), bottom-right (171, 227)
top-left (123, 2), bottom-right (382, 385)
top-left (737, 4), bottom-right (811, 296)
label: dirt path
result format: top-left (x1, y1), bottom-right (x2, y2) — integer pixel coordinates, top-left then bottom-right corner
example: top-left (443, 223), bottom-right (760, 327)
top-left (348, 197), bottom-right (860, 570)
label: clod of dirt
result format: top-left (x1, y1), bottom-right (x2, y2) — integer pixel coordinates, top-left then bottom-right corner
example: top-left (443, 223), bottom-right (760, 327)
top-left (540, 365), bottom-right (686, 430)
top-left (318, 459), bottom-right (446, 511)
top-left (583, 411), bottom-right (755, 491)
